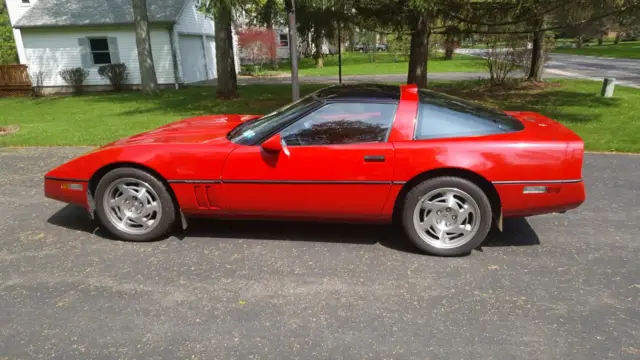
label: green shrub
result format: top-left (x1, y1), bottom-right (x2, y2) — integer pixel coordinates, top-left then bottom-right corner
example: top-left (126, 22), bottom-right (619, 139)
top-left (58, 68), bottom-right (89, 94)
top-left (97, 63), bottom-right (128, 91)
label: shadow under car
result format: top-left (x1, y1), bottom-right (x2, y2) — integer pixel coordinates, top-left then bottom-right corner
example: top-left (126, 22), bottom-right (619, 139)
top-left (47, 205), bottom-right (540, 254)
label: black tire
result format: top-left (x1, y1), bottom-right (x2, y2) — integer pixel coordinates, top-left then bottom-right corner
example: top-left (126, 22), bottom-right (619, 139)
top-left (401, 176), bottom-right (492, 256)
top-left (94, 167), bottom-right (176, 242)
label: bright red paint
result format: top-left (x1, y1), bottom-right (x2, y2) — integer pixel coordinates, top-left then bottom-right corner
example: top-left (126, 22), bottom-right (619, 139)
top-left (44, 85), bottom-right (586, 225)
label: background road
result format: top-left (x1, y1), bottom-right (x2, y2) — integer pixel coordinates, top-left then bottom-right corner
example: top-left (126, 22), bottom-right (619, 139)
top-left (545, 54), bottom-right (640, 88)
top-left (199, 52), bottom-right (640, 88)
top-left (0, 148), bottom-right (638, 359)
top-left (455, 49), bottom-right (640, 88)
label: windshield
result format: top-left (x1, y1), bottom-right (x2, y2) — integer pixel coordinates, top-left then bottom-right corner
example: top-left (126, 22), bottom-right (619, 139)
top-left (227, 94), bottom-right (319, 145)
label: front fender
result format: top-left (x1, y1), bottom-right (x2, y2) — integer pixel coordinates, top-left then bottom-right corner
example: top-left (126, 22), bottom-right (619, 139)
top-left (45, 145), bottom-right (169, 181)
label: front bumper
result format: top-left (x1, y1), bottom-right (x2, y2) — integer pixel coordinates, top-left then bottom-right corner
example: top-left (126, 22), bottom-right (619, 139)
top-left (44, 177), bottom-right (90, 210)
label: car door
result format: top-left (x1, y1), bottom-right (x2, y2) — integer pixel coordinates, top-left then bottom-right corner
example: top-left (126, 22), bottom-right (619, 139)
top-left (221, 101), bottom-right (398, 220)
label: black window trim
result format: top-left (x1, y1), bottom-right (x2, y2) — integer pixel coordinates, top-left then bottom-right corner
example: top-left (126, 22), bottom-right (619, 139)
top-left (275, 99), bottom-right (399, 146)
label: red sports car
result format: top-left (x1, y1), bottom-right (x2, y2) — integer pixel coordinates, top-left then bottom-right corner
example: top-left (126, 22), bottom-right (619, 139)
top-left (45, 84), bottom-right (585, 256)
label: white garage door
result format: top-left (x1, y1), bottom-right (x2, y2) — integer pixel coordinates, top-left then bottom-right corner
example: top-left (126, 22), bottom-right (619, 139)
top-left (179, 35), bottom-right (207, 83)
top-left (205, 36), bottom-right (216, 79)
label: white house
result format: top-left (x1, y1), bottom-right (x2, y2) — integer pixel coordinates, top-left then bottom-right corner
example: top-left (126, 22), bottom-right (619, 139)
top-left (6, 0), bottom-right (240, 92)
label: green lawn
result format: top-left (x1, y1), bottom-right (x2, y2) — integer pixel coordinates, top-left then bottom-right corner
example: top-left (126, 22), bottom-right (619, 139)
top-left (552, 41), bottom-right (640, 59)
top-left (1, 80), bottom-right (639, 152)
top-left (0, 85), bottom-right (323, 147)
top-left (270, 52), bottom-right (485, 76)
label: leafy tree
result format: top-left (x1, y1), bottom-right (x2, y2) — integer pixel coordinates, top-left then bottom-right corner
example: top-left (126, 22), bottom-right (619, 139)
top-left (0, 1), bottom-right (18, 64)
top-left (199, 0), bottom-right (240, 99)
top-left (612, 6), bottom-right (640, 42)
top-left (386, 33), bottom-right (411, 62)
top-left (295, 0), bottom-right (342, 68)
top-left (442, 0), bottom-right (639, 81)
top-left (353, 0), bottom-right (437, 88)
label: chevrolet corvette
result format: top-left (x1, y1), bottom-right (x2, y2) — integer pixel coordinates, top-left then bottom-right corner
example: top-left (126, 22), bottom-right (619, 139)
top-left (45, 84), bottom-right (586, 256)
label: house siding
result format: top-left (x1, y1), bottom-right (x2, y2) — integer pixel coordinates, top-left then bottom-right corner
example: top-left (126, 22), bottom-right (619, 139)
top-left (174, 0), bottom-right (214, 35)
top-left (21, 27), bottom-right (176, 86)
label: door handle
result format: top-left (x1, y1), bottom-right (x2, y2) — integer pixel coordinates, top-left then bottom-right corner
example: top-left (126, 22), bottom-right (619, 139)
top-left (364, 155), bottom-right (386, 162)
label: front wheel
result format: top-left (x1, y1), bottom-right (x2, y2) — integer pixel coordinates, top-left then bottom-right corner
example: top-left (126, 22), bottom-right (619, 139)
top-left (94, 167), bottom-right (176, 242)
top-left (401, 177), bottom-right (493, 256)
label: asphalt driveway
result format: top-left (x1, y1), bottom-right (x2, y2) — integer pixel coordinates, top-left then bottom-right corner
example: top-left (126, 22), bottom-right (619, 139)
top-left (0, 147), bottom-right (638, 359)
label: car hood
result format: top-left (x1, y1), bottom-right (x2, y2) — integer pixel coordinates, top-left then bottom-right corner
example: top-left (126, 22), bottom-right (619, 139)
top-left (107, 114), bottom-right (262, 146)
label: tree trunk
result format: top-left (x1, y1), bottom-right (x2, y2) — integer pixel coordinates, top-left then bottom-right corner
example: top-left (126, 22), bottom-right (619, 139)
top-left (576, 35), bottom-right (583, 48)
top-left (349, 29), bottom-right (356, 52)
top-left (264, 0), bottom-right (278, 68)
top-left (132, 0), bottom-right (157, 94)
top-left (444, 32), bottom-right (454, 61)
top-left (407, 12), bottom-right (429, 88)
top-left (214, 4), bottom-right (238, 99)
top-left (267, 23), bottom-right (278, 69)
top-left (614, 32), bottom-right (622, 44)
top-left (527, 27), bottom-right (545, 82)
top-left (597, 34), bottom-right (604, 46)
top-left (313, 27), bottom-right (323, 68)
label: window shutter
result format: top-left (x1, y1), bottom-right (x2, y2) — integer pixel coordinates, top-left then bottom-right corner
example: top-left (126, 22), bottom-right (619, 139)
top-left (107, 37), bottom-right (120, 64)
top-left (78, 38), bottom-right (92, 67)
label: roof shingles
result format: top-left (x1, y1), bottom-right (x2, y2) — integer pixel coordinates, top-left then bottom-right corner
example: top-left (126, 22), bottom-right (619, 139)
top-left (15, 0), bottom-right (187, 28)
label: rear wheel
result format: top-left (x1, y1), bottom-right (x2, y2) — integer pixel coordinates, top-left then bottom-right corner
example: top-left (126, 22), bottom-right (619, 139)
top-left (401, 177), bottom-right (492, 256)
top-left (94, 167), bottom-right (176, 242)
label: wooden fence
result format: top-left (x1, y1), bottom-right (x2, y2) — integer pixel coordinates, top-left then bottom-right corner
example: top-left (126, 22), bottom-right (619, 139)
top-left (0, 65), bottom-right (33, 97)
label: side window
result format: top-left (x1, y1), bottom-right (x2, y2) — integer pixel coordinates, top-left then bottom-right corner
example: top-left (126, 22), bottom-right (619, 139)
top-left (281, 102), bottom-right (396, 146)
top-left (279, 34), bottom-right (289, 47)
top-left (89, 38), bottom-right (111, 65)
top-left (415, 89), bottom-right (524, 140)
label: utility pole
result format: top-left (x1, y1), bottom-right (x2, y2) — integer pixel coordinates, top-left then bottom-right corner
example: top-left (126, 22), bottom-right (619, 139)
top-left (285, 0), bottom-right (299, 100)
top-left (338, 19), bottom-right (342, 84)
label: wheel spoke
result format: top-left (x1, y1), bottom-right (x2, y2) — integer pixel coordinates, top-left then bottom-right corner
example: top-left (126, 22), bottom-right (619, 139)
top-left (137, 188), bottom-right (147, 200)
top-left (432, 194), bottom-right (446, 204)
top-left (142, 202), bottom-right (159, 217)
top-left (446, 192), bottom-right (457, 209)
top-left (418, 210), bottom-right (437, 230)
top-left (457, 205), bottom-right (473, 224)
top-left (117, 183), bottom-right (136, 197)
top-left (457, 225), bottom-right (471, 235)
top-left (438, 228), bottom-right (448, 243)
top-left (109, 195), bottom-right (124, 208)
top-left (129, 215), bottom-right (150, 229)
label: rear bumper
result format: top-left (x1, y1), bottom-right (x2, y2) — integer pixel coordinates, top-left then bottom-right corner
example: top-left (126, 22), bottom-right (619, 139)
top-left (496, 180), bottom-right (586, 217)
top-left (44, 177), bottom-right (90, 209)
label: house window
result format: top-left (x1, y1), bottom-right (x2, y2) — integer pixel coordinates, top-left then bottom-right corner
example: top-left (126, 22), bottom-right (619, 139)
top-left (89, 38), bottom-right (111, 65)
top-left (279, 33), bottom-right (289, 47)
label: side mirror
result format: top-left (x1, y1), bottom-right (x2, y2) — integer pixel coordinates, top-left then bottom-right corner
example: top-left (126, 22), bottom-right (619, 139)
top-left (261, 134), bottom-right (283, 153)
